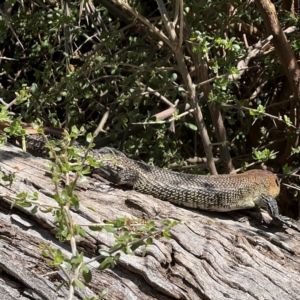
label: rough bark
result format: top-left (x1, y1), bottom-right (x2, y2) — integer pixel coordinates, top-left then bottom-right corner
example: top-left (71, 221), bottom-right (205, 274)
top-left (0, 143), bottom-right (300, 299)
top-left (182, 19), bottom-right (234, 174)
top-left (255, 0), bottom-right (300, 166)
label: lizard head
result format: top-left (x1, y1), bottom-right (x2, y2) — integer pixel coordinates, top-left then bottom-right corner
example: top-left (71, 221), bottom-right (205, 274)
top-left (251, 170), bottom-right (280, 198)
top-left (266, 173), bottom-right (280, 198)
top-left (92, 147), bottom-right (138, 186)
top-left (244, 169), bottom-right (280, 199)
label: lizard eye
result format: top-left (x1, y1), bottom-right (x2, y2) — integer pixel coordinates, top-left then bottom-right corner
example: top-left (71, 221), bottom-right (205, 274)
top-left (116, 165), bottom-right (124, 171)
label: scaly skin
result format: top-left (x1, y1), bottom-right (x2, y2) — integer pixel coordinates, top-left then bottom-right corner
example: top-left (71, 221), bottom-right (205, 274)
top-left (96, 147), bottom-right (288, 223)
top-left (21, 135), bottom-right (289, 223)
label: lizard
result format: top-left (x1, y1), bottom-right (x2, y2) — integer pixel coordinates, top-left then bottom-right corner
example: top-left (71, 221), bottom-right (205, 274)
top-left (95, 147), bottom-right (290, 224)
top-left (13, 134), bottom-right (290, 224)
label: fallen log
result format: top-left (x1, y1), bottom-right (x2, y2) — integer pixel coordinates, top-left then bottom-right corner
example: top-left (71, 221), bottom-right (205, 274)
top-left (0, 142), bottom-right (300, 300)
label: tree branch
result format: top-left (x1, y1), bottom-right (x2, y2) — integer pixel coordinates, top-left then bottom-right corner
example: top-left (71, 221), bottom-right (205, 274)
top-left (111, 0), bottom-right (175, 50)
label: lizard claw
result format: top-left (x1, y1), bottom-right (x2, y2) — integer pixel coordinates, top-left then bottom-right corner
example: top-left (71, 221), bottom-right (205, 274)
top-left (273, 215), bottom-right (300, 232)
top-left (276, 215), bottom-right (292, 223)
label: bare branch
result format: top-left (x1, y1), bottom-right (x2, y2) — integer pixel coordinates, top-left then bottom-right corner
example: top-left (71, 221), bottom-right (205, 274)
top-left (156, 0), bottom-right (178, 43)
top-left (177, 0), bottom-right (184, 50)
top-left (93, 109), bottom-right (110, 137)
top-left (141, 85), bottom-right (174, 107)
top-left (132, 107), bottom-right (195, 125)
top-left (152, 103), bottom-right (191, 120)
top-left (230, 25), bottom-right (298, 80)
top-left (222, 104), bottom-right (298, 129)
top-left (172, 0), bottom-right (179, 26)
top-left (111, 0), bottom-right (175, 50)
top-left (0, 8), bottom-right (24, 50)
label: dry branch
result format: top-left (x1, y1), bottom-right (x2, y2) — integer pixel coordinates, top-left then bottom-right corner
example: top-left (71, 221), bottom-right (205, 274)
top-left (255, 0), bottom-right (300, 165)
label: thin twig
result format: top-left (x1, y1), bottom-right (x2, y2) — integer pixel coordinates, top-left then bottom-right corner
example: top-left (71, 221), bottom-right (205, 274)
top-left (93, 109), bottom-right (110, 137)
top-left (156, 0), bottom-right (178, 43)
top-left (282, 183), bottom-right (300, 191)
top-left (230, 161), bottom-right (260, 174)
top-left (172, 0), bottom-right (179, 26)
top-left (132, 107), bottom-right (195, 125)
top-left (111, 0), bottom-right (174, 50)
top-left (221, 104), bottom-right (297, 129)
top-left (177, 0), bottom-right (183, 50)
top-left (0, 56), bottom-right (17, 60)
top-left (0, 9), bottom-right (24, 50)
top-left (84, 228), bottom-right (167, 266)
top-left (141, 85), bottom-right (174, 106)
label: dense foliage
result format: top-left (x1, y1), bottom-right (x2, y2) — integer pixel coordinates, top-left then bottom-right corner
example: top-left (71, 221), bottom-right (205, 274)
top-left (1, 0), bottom-right (300, 217)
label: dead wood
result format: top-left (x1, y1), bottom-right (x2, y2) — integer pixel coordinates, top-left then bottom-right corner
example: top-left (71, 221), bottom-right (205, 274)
top-left (0, 143), bottom-right (300, 300)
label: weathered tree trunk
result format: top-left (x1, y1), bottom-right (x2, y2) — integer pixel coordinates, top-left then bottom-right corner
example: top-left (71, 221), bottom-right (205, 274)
top-left (0, 143), bottom-right (300, 300)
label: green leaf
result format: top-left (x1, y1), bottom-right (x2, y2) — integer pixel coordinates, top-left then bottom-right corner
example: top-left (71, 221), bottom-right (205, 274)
top-left (71, 252), bottom-right (84, 265)
top-left (70, 195), bottom-right (80, 210)
top-left (115, 218), bottom-right (125, 228)
top-left (131, 233), bottom-right (142, 239)
top-left (89, 225), bottom-right (103, 231)
top-left (61, 227), bottom-right (68, 238)
top-left (292, 146), bottom-right (300, 154)
top-left (82, 265), bottom-right (92, 283)
top-left (16, 201), bottom-right (32, 208)
top-left (53, 254), bottom-right (64, 265)
top-left (81, 168), bottom-right (90, 176)
top-left (146, 237), bottom-right (153, 245)
top-left (39, 207), bottom-right (53, 213)
top-left (284, 115), bottom-right (292, 126)
top-left (104, 225), bottom-right (116, 233)
top-left (113, 253), bottom-right (121, 261)
top-left (141, 245), bottom-right (147, 257)
top-left (99, 257), bottom-right (113, 270)
top-left (170, 73), bottom-right (178, 83)
top-left (53, 193), bottom-right (64, 205)
top-left (257, 104), bottom-right (265, 113)
top-left (60, 261), bottom-right (72, 270)
top-left (78, 227), bottom-right (87, 237)
top-left (87, 206), bottom-right (97, 212)
top-left (136, 225), bottom-right (148, 232)
top-left (56, 281), bottom-right (66, 292)
top-left (30, 205), bottom-right (38, 214)
top-left (73, 278), bottom-right (85, 289)
top-left (39, 243), bottom-right (45, 249)
top-left (71, 125), bottom-right (79, 135)
top-left (98, 249), bottom-right (110, 257)
top-left (130, 241), bottom-right (145, 251)
top-left (31, 83), bottom-right (38, 95)
top-left (163, 230), bottom-right (171, 239)
top-left (125, 247), bottom-right (134, 255)
top-left (283, 164), bottom-right (292, 174)
top-left (184, 122), bottom-right (197, 131)
top-left (109, 243), bottom-right (121, 252)
top-left (60, 190), bottom-right (69, 201)
top-left (86, 132), bottom-right (93, 143)
top-left (249, 109), bottom-right (255, 116)
top-left (99, 288), bottom-right (109, 298)
top-left (41, 250), bottom-right (49, 257)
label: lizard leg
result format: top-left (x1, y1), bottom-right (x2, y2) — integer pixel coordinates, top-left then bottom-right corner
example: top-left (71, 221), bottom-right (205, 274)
top-left (260, 195), bottom-right (291, 224)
